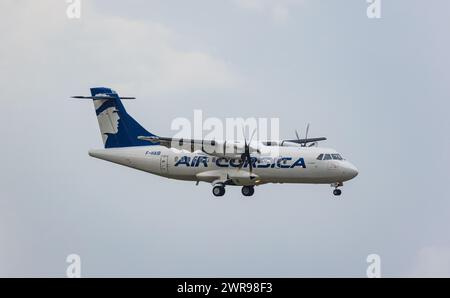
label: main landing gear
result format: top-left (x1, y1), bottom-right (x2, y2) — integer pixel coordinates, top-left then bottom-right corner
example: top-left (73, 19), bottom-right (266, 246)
top-left (212, 185), bottom-right (255, 197)
top-left (241, 186), bottom-right (255, 197)
top-left (332, 182), bottom-right (343, 196)
top-left (212, 185), bottom-right (226, 197)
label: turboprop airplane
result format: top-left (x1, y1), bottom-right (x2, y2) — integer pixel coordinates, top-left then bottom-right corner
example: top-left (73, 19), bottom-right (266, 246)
top-left (73, 87), bottom-right (358, 197)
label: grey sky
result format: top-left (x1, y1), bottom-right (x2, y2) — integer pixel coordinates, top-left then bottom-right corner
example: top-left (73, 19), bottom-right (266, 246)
top-left (0, 0), bottom-right (449, 277)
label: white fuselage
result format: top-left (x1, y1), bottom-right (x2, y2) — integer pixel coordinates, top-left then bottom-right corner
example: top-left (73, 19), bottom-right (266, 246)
top-left (88, 145), bottom-right (358, 186)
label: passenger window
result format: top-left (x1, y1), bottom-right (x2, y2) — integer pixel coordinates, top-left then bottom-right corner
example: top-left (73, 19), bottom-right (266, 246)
top-left (317, 154), bottom-right (324, 160)
top-left (323, 154), bottom-right (332, 160)
top-left (332, 154), bottom-right (342, 160)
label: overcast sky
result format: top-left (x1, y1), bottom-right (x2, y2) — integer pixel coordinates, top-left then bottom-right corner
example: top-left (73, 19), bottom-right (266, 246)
top-left (1, 0), bottom-right (449, 277)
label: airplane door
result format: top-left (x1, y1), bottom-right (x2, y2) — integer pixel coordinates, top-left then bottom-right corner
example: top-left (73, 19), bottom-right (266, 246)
top-left (160, 155), bottom-right (169, 174)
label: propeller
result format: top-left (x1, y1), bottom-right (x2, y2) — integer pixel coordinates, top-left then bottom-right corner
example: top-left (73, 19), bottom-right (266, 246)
top-left (239, 129), bottom-right (257, 173)
top-left (295, 130), bottom-right (301, 142)
top-left (295, 123), bottom-right (311, 147)
top-left (304, 123), bottom-right (310, 147)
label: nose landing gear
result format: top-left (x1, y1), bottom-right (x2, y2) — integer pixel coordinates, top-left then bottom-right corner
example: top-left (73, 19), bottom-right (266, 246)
top-left (331, 182), bottom-right (343, 196)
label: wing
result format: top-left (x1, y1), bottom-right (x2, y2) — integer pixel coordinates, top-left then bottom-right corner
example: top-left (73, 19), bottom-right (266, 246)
top-left (138, 135), bottom-right (327, 151)
top-left (138, 136), bottom-right (261, 159)
top-left (138, 136), bottom-right (218, 152)
top-left (282, 137), bottom-right (327, 145)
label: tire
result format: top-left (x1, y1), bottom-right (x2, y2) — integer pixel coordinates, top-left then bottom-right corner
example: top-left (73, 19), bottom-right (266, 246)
top-left (213, 186), bottom-right (225, 197)
top-left (242, 186), bottom-right (255, 197)
top-left (333, 189), bottom-right (342, 196)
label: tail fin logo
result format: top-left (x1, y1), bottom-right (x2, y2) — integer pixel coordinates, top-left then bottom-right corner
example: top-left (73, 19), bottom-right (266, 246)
top-left (94, 99), bottom-right (120, 144)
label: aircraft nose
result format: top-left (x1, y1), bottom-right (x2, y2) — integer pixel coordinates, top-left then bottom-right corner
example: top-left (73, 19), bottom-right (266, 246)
top-left (344, 163), bottom-right (359, 180)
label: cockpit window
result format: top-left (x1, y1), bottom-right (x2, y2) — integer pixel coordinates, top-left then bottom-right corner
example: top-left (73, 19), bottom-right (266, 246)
top-left (318, 153), bottom-right (343, 161)
top-left (332, 154), bottom-right (343, 160)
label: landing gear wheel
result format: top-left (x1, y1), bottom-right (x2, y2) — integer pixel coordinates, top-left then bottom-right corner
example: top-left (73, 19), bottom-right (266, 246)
top-left (333, 189), bottom-right (342, 196)
top-left (213, 185), bottom-right (225, 197)
top-left (241, 186), bottom-right (255, 197)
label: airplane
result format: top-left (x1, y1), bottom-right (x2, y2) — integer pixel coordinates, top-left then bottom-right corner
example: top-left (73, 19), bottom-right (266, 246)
top-left (73, 87), bottom-right (358, 197)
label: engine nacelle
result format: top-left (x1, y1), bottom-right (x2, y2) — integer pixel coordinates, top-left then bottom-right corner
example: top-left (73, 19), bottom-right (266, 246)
top-left (200, 140), bottom-right (258, 159)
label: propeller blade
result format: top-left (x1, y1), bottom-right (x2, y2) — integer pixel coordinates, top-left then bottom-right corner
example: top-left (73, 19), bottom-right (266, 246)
top-left (295, 130), bottom-right (300, 141)
top-left (239, 153), bottom-right (246, 170)
top-left (249, 129), bottom-right (256, 144)
top-left (302, 123), bottom-right (310, 147)
top-left (248, 153), bottom-right (253, 173)
top-left (305, 123), bottom-right (310, 140)
top-left (241, 127), bottom-right (248, 146)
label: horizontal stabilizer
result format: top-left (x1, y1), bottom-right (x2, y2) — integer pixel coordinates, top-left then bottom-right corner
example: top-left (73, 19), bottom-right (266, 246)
top-left (71, 96), bottom-right (136, 100)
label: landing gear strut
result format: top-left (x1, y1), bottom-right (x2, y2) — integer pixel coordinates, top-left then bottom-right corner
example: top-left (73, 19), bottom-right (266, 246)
top-left (212, 185), bottom-right (226, 197)
top-left (241, 186), bottom-right (255, 197)
top-left (331, 182), bottom-right (343, 196)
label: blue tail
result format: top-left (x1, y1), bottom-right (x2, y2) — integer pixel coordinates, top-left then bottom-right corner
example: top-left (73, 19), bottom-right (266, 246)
top-left (90, 87), bottom-right (156, 148)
